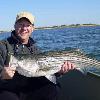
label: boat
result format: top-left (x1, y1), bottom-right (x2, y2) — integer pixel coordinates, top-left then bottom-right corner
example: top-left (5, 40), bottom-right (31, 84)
top-left (58, 69), bottom-right (100, 100)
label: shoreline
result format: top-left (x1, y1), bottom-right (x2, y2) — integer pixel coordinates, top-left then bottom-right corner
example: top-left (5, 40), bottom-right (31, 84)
top-left (0, 24), bottom-right (100, 33)
top-left (35, 24), bottom-right (99, 30)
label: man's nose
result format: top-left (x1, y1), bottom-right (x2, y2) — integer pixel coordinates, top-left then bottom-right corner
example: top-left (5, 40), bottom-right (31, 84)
top-left (21, 24), bottom-right (27, 30)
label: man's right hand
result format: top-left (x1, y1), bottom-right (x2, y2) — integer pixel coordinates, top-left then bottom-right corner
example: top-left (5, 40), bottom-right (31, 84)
top-left (1, 65), bottom-right (16, 79)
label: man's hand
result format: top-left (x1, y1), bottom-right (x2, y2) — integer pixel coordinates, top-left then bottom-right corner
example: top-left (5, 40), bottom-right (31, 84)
top-left (1, 65), bottom-right (16, 79)
top-left (59, 61), bottom-right (75, 74)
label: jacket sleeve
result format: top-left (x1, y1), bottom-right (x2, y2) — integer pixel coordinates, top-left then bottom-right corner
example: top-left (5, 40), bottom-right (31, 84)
top-left (0, 42), bottom-right (7, 76)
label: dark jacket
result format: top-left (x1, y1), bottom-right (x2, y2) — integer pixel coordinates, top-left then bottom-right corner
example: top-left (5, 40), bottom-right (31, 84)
top-left (0, 31), bottom-right (54, 93)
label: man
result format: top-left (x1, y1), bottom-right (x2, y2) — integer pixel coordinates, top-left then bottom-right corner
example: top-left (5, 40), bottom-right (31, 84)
top-left (0, 11), bottom-right (74, 100)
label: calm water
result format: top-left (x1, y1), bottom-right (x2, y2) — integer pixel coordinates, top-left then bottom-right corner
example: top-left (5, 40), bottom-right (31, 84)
top-left (1, 26), bottom-right (100, 60)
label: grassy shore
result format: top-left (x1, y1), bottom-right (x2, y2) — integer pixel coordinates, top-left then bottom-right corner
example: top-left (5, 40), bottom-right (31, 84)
top-left (0, 24), bottom-right (99, 33)
top-left (35, 24), bottom-right (99, 30)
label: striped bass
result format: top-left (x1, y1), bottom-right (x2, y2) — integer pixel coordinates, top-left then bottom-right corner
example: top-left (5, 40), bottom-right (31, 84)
top-left (9, 49), bottom-right (100, 77)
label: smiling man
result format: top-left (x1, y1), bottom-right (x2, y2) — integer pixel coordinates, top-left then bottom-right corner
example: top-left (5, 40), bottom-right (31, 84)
top-left (0, 11), bottom-right (74, 100)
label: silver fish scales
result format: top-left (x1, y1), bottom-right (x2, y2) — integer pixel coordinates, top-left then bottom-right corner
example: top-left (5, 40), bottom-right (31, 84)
top-left (9, 49), bottom-right (100, 77)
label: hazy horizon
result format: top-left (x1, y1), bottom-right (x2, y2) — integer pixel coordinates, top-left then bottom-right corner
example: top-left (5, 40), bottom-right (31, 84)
top-left (0, 0), bottom-right (100, 31)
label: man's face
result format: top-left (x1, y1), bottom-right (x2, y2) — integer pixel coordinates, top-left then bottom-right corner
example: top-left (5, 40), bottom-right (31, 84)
top-left (14, 18), bottom-right (34, 42)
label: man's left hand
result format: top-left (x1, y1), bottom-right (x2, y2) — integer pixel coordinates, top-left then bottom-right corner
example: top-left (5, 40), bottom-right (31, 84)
top-left (59, 61), bottom-right (75, 74)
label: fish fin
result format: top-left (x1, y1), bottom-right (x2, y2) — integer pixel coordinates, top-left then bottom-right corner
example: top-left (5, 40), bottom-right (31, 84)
top-left (87, 71), bottom-right (100, 77)
top-left (45, 75), bottom-right (57, 84)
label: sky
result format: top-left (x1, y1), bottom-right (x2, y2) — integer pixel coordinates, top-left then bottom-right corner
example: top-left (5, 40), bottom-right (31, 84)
top-left (0, 0), bottom-right (100, 31)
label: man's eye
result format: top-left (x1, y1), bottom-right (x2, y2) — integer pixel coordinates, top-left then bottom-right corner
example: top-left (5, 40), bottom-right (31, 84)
top-left (18, 24), bottom-right (23, 26)
top-left (17, 24), bottom-right (31, 27)
top-left (26, 24), bottom-right (31, 27)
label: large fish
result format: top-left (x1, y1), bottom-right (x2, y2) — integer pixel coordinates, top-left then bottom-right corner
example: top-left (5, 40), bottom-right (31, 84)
top-left (9, 49), bottom-right (100, 77)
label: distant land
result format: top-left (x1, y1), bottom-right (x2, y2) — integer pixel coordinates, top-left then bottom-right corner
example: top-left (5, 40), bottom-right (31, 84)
top-left (0, 23), bottom-right (99, 33)
top-left (35, 23), bottom-right (99, 30)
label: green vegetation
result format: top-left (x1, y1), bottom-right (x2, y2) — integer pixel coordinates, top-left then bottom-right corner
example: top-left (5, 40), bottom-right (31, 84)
top-left (0, 24), bottom-right (99, 32)
top-left (35, 23), bottom-right (99, 30)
